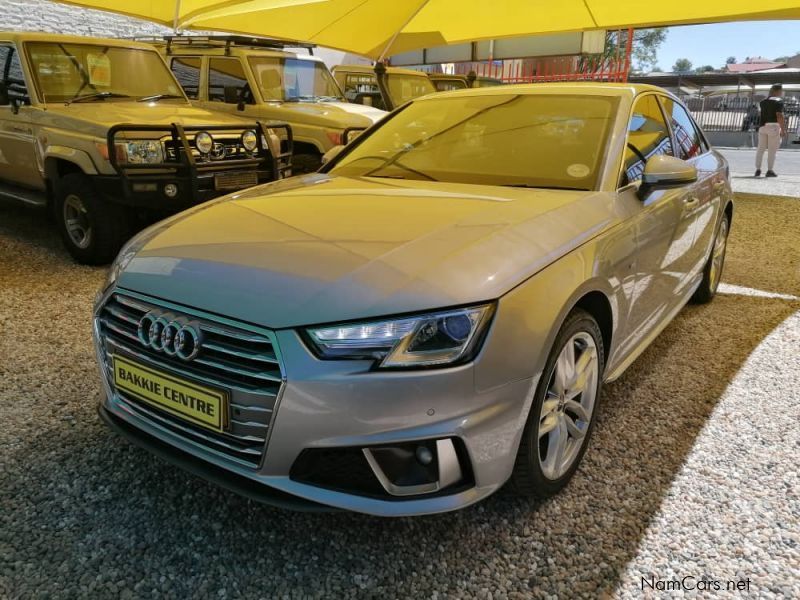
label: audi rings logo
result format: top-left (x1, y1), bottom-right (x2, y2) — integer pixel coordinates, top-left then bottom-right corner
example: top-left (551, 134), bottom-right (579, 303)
top-left (137, 311), bottom-right (203, 361)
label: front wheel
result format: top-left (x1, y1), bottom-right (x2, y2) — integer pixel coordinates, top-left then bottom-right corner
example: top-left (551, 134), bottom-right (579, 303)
top-left (691, 212), bottom-right (730, 304)
top-left (510, 309), bottom-right (605, 498)
top-left (55, 173), bottom-right (129, 265)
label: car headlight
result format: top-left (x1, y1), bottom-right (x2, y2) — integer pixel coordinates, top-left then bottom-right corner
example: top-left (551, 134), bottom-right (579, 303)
top-left (116, 140), bottom-right (164, 164)
top-left (100, 245), bottom-right (136, 295)
top-left (306, 304), bottom-right (495, 368)
top-left (241, 130), bottom-right (258, 152)
top-left (195, 131), bottom-right (214, 154)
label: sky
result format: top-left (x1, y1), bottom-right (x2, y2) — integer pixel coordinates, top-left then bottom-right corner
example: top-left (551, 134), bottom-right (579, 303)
top-left (656, 21), bottom-right (800, 71)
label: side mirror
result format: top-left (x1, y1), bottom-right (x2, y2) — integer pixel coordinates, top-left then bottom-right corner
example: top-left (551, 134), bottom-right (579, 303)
top-left (343, 128), bottom-right (364, 145)
top-left (223, 86), bottom-right (239, 104)
top-left (9, 95), bottom-right (24, 115)
top-left (321, 145), bottom-right (345, 165)
top-left (0, 83), bottom-right (8, 106)
top-left (637, 155), bottom-right (698, 200)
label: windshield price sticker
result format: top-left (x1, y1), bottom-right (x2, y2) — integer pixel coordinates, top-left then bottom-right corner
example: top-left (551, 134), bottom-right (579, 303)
top-left (87, 53), bottom-right (111, 87)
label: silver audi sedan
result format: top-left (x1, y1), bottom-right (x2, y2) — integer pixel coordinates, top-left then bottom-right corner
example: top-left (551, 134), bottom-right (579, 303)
top-left (94, 83), bottom-right (732, 516)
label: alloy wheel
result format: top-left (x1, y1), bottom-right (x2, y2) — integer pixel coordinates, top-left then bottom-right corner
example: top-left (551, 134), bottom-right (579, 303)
top-left (63, 194), bottom-right (92, 250)
top-left (538, 331), bottom-right (599, 480)
top-left (709, 218), bottom-right (729, 293)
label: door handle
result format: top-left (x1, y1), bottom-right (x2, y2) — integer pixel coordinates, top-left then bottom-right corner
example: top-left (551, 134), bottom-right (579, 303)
top-left (683, 196), bottom-right (700, 209)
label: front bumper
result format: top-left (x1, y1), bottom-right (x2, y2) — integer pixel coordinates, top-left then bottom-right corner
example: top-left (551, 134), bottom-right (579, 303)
top-left (94, 289), bottom-right (537, 516)
top-left (92, 170), bottom-right (274, 212)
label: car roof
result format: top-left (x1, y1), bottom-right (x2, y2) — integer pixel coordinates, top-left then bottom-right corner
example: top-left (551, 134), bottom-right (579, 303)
top-left (333, 64), bottom-right (429, 77)
top-left (166, 43), bottom-right (325, 62)
top-left (418, 82), bottom-right (671, 101)
top-left (0, 31), bottom-right (159, 52)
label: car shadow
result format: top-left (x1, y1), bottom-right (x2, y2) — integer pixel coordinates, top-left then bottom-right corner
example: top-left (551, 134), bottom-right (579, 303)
top-left (2, 194), bottom-right (799, 597)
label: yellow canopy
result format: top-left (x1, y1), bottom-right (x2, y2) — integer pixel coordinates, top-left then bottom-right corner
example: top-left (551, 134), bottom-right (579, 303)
top-left (57, 0), bottom-right (800, 59)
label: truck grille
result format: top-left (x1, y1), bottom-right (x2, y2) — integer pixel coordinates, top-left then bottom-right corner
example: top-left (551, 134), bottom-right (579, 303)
top-left (164, 133), bottom-right (258, 163)
top-left (96, 290), bottom-right (284, 468)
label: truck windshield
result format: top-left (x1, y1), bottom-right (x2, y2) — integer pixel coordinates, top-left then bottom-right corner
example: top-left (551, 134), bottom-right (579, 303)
top-left (25, 42), bottom-right (185, 103)
top-left (329, 94), bottom-right (619, 191)
top-left (248, 57), bottom-right (344, 102)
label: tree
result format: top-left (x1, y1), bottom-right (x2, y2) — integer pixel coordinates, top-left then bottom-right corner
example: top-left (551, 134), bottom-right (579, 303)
top-left (631, 28), bottom-right (668, 72)
top-left (696, 65), bottom-right (715, 73)
top-left (580, 28), bottom-right (667, 75)
top-left (673, 58), bottom-right (693, 73)
top-left (726, 56), bottom-right (737, 65)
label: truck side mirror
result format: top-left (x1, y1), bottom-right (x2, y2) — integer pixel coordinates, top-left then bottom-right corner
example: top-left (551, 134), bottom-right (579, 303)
top-left (9, 95), bottom-right (23, 115)
top-left (0, 83), bottom-right (8, 106)
top-left (321, 145), bottom-right (345, 165)
top-left (223, 86), bottom-right (240, 105)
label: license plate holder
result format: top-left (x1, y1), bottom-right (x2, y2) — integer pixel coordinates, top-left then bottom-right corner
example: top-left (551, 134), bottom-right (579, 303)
top-left (112, 354), bottom-right (228, 433)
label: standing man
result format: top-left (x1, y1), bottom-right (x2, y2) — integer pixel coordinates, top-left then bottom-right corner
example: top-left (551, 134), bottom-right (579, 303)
top-left (755, 84), bottom-right (785, 177)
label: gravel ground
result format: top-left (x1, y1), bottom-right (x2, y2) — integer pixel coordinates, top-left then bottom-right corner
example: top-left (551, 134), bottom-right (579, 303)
top-left (1, 193), bottom-right (798, 599)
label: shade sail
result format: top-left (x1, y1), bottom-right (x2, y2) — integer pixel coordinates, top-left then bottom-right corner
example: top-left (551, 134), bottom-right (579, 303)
top-left (56, 0), bottom-right (800, 59)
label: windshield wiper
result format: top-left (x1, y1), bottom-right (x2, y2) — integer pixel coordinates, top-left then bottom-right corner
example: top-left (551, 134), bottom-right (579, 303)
top-left (502, 184), bottom-right (589, 191)
top-left (67, 92), bottom-right (130, 105)
top-left (137, 93), bottom-right (184, 102)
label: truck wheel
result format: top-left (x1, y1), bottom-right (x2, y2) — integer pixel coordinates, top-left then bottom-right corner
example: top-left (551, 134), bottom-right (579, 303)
top-left (55, 173), bottom-right (129, 265)
top-left (292, 153), bottom-right (322, 175)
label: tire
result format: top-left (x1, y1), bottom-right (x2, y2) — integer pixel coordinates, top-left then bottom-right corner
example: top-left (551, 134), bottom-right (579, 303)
top-left (691, 211), bottom-right (730, 304)
top-left (291, 152), bottom-right (322, 175)
top-left (55, 173), bottom-right (130, 265)
top-left (510, 308), bottom-right (605, 498)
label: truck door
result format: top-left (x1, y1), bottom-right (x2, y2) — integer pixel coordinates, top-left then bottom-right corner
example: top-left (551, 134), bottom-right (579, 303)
top-left (0, 43), bottom-right (42, 189)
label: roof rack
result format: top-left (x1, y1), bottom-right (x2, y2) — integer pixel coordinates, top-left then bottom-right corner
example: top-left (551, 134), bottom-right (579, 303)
top-left (159, 35), bottom-right (316, 56)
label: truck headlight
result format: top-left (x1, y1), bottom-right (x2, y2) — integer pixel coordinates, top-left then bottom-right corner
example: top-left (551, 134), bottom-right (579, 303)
top-left (306, 304), bottom-right (495, 368)
top-left (241, 130), bottom-right (258, 152)
top-left (116, 140), bottom-right (164, 164)
top-left (195, 131), bottom-right (214, 154)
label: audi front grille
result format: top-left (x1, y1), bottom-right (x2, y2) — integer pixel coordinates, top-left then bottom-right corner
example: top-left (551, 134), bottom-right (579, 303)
top-left (96, 290), bottom-right (285, 468)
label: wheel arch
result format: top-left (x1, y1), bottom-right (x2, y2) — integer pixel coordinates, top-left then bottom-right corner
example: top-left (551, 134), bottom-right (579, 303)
top-left (292, 140), bottom-right (323, 157)
top-left (43, 156), bottom-right (88, 211)
top-left (723, 199), bottom-right (734, 226)
top-left (572, 290), bottom-right (614, 361)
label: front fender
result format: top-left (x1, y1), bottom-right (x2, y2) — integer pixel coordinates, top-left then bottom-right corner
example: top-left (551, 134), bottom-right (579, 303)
top-left (43, 145), bottom-right (100, 177)
top-left (474, 222), bottom-right (635, 395)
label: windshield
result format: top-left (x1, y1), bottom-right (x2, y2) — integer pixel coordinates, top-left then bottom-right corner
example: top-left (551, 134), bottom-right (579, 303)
top-left (25, 42), bottom-right (184, 103)
top-left (432, 78), bottom-right (469, 92)
top-left (248, 57), bottom-right (343, 102)
top-left (386, 74), bottom-right (436, 105)
top-left (329, 94), bottom-right (619, 190)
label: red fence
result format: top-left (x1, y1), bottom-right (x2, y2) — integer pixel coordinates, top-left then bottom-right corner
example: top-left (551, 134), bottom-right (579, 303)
top-left (452, 29), bottom-right (634, 84)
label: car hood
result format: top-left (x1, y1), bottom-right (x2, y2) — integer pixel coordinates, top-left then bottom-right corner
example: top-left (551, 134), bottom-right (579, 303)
top-left (42, 101), bottom-right (257, 137)
top-left (277, 101), bottom-right (386, 128)
top-left (118, 176), bottom-right (618, 329)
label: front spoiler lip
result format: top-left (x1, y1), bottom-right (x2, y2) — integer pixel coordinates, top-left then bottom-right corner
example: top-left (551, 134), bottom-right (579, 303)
top-left (98, 396), bottom-right (498, 516)
top-left (98, 402), bottom-right (337, 513)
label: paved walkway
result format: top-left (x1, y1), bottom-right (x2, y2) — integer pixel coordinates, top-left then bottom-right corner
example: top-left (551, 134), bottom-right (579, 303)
top-left (719, 147), bottom-right (800, 198)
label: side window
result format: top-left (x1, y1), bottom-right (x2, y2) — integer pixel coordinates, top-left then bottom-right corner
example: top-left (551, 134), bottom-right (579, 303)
top-left (622, 95), bottom-right (673, 185)
top-left (207, 58), bottom-right (250, 104)
top-left (0, 45), bottom-right (29, 106)
top-left (170, 57), bottom-right (201, 100)
top-left (343, 73), bottom-right (378, 99)
top-left (661, 97), bottom-right (704, 160)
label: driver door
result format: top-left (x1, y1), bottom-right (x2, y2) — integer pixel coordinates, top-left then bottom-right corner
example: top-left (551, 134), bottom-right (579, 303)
top-left (616, 94), bottom-right (698, 357)
top-left (0, 43), bottom-right (41, 189)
